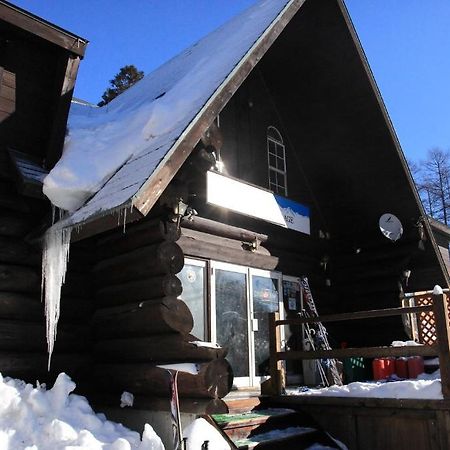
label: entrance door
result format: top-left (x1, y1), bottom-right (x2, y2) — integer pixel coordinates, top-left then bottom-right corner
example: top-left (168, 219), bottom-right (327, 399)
top-left (211, 262), bottom-right (283, 387)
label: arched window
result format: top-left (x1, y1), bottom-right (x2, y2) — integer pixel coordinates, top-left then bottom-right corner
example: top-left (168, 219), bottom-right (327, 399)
top-left (267, 126), bottom-right (287, 196)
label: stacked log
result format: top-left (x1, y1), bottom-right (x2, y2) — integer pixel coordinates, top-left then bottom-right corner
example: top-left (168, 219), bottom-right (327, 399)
top-left (0, 167), bottom-right (94, 384)
top-left (92, 215), bottom-right (232, 413)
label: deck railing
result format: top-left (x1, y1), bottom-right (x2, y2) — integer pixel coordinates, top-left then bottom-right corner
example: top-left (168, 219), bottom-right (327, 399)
top-left (268, 291), bottom-right (450, 398)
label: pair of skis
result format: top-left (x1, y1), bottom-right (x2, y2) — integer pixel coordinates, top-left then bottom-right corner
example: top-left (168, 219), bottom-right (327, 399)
top-left (300, 277), bottom-right (342, 387)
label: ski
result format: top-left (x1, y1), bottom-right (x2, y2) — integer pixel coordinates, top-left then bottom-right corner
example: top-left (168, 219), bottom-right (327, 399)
top-left (300, 276), bottom-right (342, 386)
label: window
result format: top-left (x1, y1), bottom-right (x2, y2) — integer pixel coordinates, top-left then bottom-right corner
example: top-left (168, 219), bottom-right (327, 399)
top-left (267, 126), bottom-right (287, 196)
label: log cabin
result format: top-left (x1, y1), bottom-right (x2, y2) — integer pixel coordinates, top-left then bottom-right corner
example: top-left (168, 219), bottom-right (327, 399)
top-left (3, 0), bottom-right (450, 448)
top-left (0, 0), bottom-right (91, 382)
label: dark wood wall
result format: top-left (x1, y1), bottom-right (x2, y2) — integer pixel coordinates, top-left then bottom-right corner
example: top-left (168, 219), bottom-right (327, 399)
top-left (89, 213), bottom-right (232, 414)
top-left (191, 0), bottom-right (446, 346)
top-left (0, 12), bottom-right (89, 385)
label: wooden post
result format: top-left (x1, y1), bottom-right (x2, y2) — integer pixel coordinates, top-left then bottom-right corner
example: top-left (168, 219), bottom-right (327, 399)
top-left (432, 292), bottom-right (450, 399)
top-left (264, 312), bottom-right (285, 395)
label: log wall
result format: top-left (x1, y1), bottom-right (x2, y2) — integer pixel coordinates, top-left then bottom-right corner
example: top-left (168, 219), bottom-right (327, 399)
top-left (91, 214), bottom-right (232, 413)
top-left (0, 164), bottom-right (93, 385)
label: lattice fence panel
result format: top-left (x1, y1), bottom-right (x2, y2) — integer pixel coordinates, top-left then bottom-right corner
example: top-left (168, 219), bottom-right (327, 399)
top-left (414, 293), bottom-right (450, 345)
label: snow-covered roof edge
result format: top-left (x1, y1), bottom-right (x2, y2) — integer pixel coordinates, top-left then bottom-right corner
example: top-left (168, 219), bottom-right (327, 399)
top-left (131, 0), bottom-right (306, 216)
top-left (67, 0), bottom-right (307, 241)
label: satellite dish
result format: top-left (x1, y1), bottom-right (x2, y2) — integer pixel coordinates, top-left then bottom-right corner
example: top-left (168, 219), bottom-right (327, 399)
top-left (379, 213), bottom-right (403, 242)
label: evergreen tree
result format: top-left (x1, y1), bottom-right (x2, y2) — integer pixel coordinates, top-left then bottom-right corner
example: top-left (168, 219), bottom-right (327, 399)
top-left (98, 65), bottom-right (144, 106)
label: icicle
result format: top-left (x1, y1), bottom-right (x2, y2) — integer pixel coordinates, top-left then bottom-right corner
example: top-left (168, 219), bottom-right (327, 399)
top-left (123, 206), bottom-right (127, 233)
top-left (41, 222), bottom-right (72, 370)
top-left (51, 205), bottom-right (56, 225)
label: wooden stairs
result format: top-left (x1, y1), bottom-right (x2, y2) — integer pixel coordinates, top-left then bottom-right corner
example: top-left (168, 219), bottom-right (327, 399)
top-left (203, 408), bottom-right (342, 449)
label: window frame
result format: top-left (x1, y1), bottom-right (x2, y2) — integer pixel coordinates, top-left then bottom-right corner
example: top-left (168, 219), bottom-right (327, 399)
top-left (267, 126), bottom-right (288, 196)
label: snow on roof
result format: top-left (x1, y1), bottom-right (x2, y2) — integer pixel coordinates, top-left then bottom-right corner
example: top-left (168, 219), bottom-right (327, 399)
top-left (43, 0), bottom-right (294, 228)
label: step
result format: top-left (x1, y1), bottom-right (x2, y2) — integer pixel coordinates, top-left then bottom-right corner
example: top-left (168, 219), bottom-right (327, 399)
top-left (233, 426), bottom-right (321, 449)
top-left (207, 408), bottom-right (342, 450)
top-left (212, 408), bottom-right (297, 440)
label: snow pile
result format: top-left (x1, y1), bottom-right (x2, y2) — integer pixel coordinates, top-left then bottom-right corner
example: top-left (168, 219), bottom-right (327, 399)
top-left (289, 370), bottom-right (442, 399)
top-left (120, 391), bottom-right (134, 408)
top-left (42, 0), bottom-right (291, 215)
top-left (183, 418), bottom-right (231, 450)
top-left (0, 372), bottom-right (164, 449)
top-left (391, 340), bottom-right (422, 347)
top-left (190, 341), bottom-right (221, 349)
top-left (156, 363), bottom-right (199, 375)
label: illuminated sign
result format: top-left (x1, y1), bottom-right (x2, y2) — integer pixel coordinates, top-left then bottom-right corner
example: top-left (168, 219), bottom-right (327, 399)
top-left (206, 171), bottom-right (310, 235)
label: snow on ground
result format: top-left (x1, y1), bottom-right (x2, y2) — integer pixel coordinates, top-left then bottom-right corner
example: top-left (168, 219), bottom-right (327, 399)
top-left (287, 370), bottom-right (443, 400)
top-left (0, 372), bottom-right (164, 449)
top-left (183, 418), bottom-right (231, 450)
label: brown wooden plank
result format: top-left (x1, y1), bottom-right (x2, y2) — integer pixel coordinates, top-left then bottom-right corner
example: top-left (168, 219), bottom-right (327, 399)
top-left (276, 305), bottom-right (434, 326)
top-left (94, 359), bottom-right (233, 399)
top-left (95, 333), bottom-right (227, 363)
top-left (181, 215), bottom-right (268, 245)
top-left (0, 110), bottom-right (11, 123)
top-left (0, 3), bottom-right (87, 57)
top-left (279, 344), bottom-right (438, 361)
top-left (45, 56), bottom-right (81, 169)
top-left (2, 70), bottom-right (15, 89)
top-left (269, 394), bottom-right (450, 411)
top-left (178, 232), bottom-right (278, 270)
top-left (0, 85), bottom-right (15, 102)
top-left (93, 297), bottom-right (194, 338)
top-left (432, 293), bottom-right (450, 399)
top-left (0, 97), bottom-right (15, 114)
top-left (96, 278), bottom-right (182, 306)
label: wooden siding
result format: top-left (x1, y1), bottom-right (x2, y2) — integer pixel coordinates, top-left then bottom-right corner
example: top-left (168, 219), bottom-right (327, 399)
top-left (270, 396), bottom-right (450, 450)
top-left (0, 68), bottom-right (16, 121)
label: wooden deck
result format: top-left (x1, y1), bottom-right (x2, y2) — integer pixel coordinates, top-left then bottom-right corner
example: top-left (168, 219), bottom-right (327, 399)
top-left (264, 395), bottom-right (450, 450)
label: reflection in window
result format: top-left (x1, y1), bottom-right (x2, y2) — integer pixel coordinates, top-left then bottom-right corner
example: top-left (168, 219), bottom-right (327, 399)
top-left (215, 269), bottom-right (249, 378)
top-left (267, 126), bottom-right (287, 196)
top-left (252, 275), bottom-right (280, 376)
top-left (178, 263), bottom-right (206, 340)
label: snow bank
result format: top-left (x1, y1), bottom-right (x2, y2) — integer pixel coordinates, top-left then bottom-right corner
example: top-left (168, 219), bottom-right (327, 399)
top-left (288, 370), bottom-right (443, 400)
top-left (0, 372), bottom-right (164, 449)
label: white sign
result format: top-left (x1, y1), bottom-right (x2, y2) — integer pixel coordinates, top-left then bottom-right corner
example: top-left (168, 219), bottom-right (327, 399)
top-left (206, 171), bottom-right (310, 235)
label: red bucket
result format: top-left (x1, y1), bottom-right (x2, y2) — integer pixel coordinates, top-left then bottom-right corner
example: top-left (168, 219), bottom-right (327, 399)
top-left (395, 358), bottom-right (409, 378)
top-left (373, 358), bottom-right (395, 380)
top-left (407, 357), bottom-right (424, 379)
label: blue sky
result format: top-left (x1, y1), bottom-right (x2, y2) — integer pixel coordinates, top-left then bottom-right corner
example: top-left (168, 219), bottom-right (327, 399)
top-left (10, 0), bottom-right (450, 162)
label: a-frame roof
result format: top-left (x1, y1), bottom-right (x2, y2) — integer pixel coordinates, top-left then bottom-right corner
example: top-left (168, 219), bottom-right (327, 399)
top-left (43, 0), bottom-right (305, 236)
top-left (42, 0), bottom-right (444, 292)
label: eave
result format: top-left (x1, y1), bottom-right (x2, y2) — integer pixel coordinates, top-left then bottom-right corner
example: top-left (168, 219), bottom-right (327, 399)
top-left (0, 0), bottom-right (88, 57)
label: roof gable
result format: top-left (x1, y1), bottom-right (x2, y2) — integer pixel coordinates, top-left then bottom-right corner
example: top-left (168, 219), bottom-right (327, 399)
top-left (43, 0), bottom-right (304, 235)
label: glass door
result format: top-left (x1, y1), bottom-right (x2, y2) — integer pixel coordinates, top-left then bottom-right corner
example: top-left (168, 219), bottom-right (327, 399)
top-left (211, 262), bottom-right (283, 387)
top-left (211, 262), bottom-right (251, 387)
top-left (250, 269), bottom-right (283, 384)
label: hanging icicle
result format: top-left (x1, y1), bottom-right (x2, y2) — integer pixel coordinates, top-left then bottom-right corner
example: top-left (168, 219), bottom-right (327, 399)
top-left (41, 221), bottom-right (72, 369)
